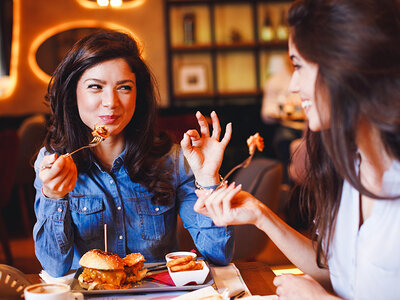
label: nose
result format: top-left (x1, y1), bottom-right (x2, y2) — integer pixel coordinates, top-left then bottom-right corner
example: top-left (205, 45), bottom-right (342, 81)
top-left (102, 88), bottom-right (119, 108)
top-left (288, 72), bottom-right (299, 94)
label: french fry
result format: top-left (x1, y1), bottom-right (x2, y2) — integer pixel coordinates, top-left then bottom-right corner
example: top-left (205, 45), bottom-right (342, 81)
top-left (170, 260), bottom-right (204, 272)
top-left (166, 255), bottom-right (193, 268)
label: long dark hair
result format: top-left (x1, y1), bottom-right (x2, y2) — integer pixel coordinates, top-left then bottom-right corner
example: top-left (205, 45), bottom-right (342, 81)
top-left (44, 30), bottom-right (173, 205)
top-left (288, 0), bottom-right (400, 267)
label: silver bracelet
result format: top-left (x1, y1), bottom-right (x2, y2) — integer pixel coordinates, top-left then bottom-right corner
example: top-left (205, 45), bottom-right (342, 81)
top-left (194, 175), bottom-right (223, 190)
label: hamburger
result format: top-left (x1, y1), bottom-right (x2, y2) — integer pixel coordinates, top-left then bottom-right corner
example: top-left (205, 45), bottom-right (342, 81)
top-left (78, 249), bottom-right (147, 290)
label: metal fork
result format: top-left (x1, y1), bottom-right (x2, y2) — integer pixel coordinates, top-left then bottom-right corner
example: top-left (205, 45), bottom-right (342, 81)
top-left (67, 135), bottom-right (104, 156)
top-left (213, 153), bottom-right (254, 192)
top-left (40, 136), bottom-right (104, 170)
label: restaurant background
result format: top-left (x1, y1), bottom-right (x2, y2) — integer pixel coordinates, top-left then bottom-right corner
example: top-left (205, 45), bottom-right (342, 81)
top-left (0, 0), bottom-right (298, 274)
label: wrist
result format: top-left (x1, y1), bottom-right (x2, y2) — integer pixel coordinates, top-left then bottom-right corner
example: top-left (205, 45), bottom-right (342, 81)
top-left (194, 174), bottom-right (223, 190)
top-left (42, 187), bottom-right (66, 200)
top-left (254, 203), bottom-right (270, 230)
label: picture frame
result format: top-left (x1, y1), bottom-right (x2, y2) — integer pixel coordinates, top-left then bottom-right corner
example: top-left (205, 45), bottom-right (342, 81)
top-left (178, 64), bottom-right (207, 93)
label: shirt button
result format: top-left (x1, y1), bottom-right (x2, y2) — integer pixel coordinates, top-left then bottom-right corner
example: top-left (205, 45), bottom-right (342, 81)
top-left (119, 235), bottom-right (123, 240)
top-left (83, 207), bottom-right (87, 211)
top-left (57, 208), bottom-right (62, 213)
top-left (155, 207), bottom-right (159, 212)
top-left (110, 179), bottom-right (114, 184)
top-left (117, 206), bottom-right (121, 210)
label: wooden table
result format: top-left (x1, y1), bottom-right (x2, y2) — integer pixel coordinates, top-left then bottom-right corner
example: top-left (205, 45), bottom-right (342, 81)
top-left (28, 261), bottom-right (276, 296)
top-left (234, 261), bottom-right (276, 296)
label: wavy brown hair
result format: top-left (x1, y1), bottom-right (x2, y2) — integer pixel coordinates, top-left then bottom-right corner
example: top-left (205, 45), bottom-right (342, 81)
top-left (44, 30), bottom-right (173, 205)
top-left (288, 0), bottom-right (400, 267)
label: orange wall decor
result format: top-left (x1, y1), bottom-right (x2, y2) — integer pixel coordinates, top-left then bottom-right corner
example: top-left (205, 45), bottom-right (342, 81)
top-left (0, 0), bottom-right (167, 116)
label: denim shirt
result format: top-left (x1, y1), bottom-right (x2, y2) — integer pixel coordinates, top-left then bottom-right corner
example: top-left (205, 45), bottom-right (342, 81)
top-left (33, 145), bottom-right (234, 277)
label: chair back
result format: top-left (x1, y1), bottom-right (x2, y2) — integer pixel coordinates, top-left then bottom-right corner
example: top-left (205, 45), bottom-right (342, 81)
top-left (0, 130), bottom-right (19, 208)
top-left (0, 130), bottom-right (19, 265)
top-left (14, 114), bottom-right (47, 235)
top-left (231, 158), bottom-right (283, 260)
top-left (15, 114), bottom-right (47, 185)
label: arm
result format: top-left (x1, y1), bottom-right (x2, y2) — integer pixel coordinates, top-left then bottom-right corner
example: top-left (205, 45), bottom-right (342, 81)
top-left (195, 184), bottom-right (331, 287)
top-left (180, 111), bottom-right (231, 187)
top-left (33, 148), bottom-right (76, 277)
top-left (175, 147), bottom-right (234, 265)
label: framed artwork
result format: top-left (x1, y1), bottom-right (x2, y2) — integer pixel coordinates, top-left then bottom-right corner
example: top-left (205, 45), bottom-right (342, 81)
top-left (178, 64), bottom-right (207, 93)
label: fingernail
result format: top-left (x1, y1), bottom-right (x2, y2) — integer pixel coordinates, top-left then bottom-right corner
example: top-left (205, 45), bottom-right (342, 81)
top-left (237, 184), bottom-right (242, 189)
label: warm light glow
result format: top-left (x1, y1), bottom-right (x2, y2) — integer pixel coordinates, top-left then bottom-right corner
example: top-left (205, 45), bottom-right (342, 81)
top-left (76, 0), bottom-right (145, 9)
top-left (271, 266), bottom-right (304, 276)
top-left (28, 21), bottom-right (142, 84)
top-left (0, 0), bottom-right (20, 100)
top-left (110, 0), bottom-right (122, 7)
top-left (97, 0), bottom-right (108, 6)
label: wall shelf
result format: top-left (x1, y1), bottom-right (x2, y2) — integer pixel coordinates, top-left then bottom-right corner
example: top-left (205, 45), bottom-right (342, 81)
top-left (165, 0), bottom-right (292, 108)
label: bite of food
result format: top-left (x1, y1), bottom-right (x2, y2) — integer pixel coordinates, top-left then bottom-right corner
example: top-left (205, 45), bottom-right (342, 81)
top-left (246, 132), bottom-right (264, 155)
top-left (92, 124), bottom-right (110, 139)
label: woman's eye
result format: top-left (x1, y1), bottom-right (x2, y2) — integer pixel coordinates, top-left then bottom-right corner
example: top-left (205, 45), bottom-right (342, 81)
top-left (119, 85), bottom-right (133, 91)
top-left (293, 64), bottom-right (302, 70)
top-left (88, 84), bottom-right (102, 89)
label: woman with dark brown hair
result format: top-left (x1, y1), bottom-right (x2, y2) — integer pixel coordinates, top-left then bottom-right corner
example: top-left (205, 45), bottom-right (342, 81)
top-left (187, 0), bottom-right (400, 298)
top-left (33, 30), bottom-right (233, 277)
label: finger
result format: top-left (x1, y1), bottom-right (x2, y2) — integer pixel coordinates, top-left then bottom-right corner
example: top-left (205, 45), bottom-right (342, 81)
top-left (185, 129), bottom-right (201, 140)
top-left (222, 183), bottom-right (242, 215)
top-left (196, 111), bottom-right (210, 137)
top-left (273, 275), bottom-right (283, 286)
top-left (210, 111), bottom-right (221, 140)
top-left (180, 133), bottom-right (192, 155)
top-left (204, 185), bottom-right (229, 224)
top-left (220, 122), bottom-right (232, 148)
top-left (46, 155), bottom-right (71, 180)
top-left (40, 153), bottom-right (58, 171)
top-left (63, 167), bottom-right (78, 192)
top-left (194, 189), bottom-right (212, 214)
top-left (275, 286), bottom-right (282, 297)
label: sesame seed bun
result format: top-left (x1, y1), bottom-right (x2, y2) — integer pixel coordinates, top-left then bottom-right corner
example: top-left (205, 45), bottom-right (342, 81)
top-left (79, 249), bottom-right (125, 270)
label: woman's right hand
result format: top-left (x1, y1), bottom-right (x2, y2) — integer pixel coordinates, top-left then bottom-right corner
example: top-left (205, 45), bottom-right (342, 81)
top-left (194, 183), bottom-right (267, 227)
top-left (39, 153), bottom-right (77, 199)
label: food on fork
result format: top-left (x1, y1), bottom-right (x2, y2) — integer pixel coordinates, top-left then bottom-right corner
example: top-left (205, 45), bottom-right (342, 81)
top-left (78, 249), bottom-right (147, 290)
top-left (92, 124), bottom-right (110, 139)
top-left (123, 253), bottom-right (148, 284)
top-left (246, 132), bottom-right (264, 155)
top-left (166, 255), bottom-right (203, 272)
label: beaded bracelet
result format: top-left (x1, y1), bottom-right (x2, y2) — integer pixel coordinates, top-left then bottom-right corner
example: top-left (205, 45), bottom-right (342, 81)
top-left (194, 175), bottom-right (223, 190)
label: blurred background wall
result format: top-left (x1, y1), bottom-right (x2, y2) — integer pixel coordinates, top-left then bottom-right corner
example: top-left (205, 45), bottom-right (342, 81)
top-left (0, 0), bottom-right (168, 116)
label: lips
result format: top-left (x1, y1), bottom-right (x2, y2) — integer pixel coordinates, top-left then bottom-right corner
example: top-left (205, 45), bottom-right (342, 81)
top-left (99, 115), bottom-right (119, 125)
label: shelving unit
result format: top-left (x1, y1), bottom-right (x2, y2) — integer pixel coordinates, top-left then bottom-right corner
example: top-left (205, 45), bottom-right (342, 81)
top-left (165, 0), bottom-right (292, 108)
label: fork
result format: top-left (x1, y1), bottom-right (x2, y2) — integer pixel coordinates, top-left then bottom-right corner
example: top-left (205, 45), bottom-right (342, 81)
top-left (213, 153), bottom-right (254, 192)
top-left (40, 136), bottom-right (104, 170)
top-left (67, 135), bottom-right (104, 156)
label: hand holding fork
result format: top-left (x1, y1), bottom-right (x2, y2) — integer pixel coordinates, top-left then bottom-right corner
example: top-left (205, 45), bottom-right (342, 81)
top-left (40, 135), bottom-right (105, 171)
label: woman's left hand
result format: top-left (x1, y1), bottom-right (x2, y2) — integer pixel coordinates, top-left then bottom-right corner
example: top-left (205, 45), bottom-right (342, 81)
top-left (181, 111), bottom-right (232, 186)
top-left (273, 274), bottom-right (340, 300)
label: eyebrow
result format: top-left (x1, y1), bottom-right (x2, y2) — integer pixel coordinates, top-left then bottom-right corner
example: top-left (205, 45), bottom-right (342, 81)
top-left (83, 78), bottom-right (136, 85)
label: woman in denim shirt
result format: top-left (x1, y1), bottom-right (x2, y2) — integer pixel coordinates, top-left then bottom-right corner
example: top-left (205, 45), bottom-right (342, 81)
top-left (33, 30), bottom-right (233, 277)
